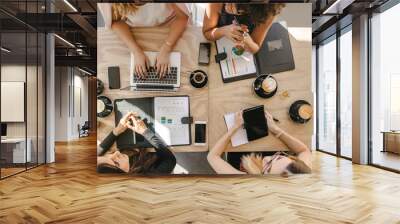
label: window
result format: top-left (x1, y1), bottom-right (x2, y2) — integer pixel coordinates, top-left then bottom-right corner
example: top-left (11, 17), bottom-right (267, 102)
top-left (339, 27), bottom-right (352, 158)
top-left (317, 36), bottom-right (337, 154)
top-left (370, 2), bottom-right (400, 171)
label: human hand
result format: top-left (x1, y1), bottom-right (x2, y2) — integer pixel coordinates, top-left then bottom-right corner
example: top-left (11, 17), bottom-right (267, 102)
top-left (264, 110), bottom-right (282, 135)
top-left (232, 111), bottom-right (244, 132)
top-left (155, 45), bottom-right (171, 78)
top-left (221, 24), bottom-right (245, 43)
top-left (133, 50), bottom-right (150, 78)
top-left (114, 112), bottom-right (136, 136)
top-left (126, 115), bottom-right (148, 135)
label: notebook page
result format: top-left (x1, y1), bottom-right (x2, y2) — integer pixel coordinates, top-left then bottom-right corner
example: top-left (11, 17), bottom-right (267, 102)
top-left (154, 97), bottom-right (190, 146)
top-left (224, 112), bottom-right (248, 147)
top-left (216, 37), bottom-right (257, 79)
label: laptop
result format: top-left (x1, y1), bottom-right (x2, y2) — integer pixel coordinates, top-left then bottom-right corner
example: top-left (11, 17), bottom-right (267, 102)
top-left (127, 51), bottom-right (181, 91)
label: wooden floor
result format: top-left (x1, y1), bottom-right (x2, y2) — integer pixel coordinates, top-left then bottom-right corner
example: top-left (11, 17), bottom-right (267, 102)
top-left (1, 135), bottom-right (400, 224)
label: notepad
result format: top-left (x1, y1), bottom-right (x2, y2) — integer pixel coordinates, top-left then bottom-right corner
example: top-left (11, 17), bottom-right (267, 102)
top-left (224, 112), bottom-right (248, 147)
top-left (216, 37), bottom-right (257, 83)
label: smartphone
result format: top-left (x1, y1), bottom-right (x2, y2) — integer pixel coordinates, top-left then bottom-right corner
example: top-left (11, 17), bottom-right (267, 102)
top-left (108, 66), bottom-right (121, 89)
top-left (194, 121), bottom-right (207, 146)
top-left (198, 43), bottom-right (211, 65)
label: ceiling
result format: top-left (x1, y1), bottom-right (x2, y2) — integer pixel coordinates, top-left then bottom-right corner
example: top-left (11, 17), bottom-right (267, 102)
top-left (0, 0), bottom-right (394, 73)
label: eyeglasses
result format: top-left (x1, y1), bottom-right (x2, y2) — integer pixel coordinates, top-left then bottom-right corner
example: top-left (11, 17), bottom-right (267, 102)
top-left (262, 151), bottom-right (291, 174)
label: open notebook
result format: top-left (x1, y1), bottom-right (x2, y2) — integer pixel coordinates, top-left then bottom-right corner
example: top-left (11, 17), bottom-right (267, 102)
top-left (114, 96), bottom-right (191, 148)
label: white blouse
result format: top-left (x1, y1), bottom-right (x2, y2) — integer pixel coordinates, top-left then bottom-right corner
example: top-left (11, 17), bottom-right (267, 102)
top-left (98, 3), bottom-right (190, 29)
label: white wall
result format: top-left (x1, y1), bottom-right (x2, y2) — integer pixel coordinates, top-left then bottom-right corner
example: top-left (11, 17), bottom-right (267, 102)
top-left (54, 67), bottom-right (89, 141)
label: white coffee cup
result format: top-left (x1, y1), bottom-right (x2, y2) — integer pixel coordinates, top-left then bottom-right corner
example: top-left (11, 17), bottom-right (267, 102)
top-left (261, 77), bottom-right (277, 93)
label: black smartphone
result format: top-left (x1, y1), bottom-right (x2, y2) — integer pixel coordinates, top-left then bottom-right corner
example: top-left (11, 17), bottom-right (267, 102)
top-left (108, 66), bottom-right (121, 89)
top-left (194, 121), bottom-right (207, 146)
top-left (198, 43), bottom-right (211, 65)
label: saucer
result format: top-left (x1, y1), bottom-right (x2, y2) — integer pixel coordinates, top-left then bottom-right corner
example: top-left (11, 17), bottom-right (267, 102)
top-left (253, 74), bottom-right (278, 98)
top-left (97, 96), bottom-right (113, 118)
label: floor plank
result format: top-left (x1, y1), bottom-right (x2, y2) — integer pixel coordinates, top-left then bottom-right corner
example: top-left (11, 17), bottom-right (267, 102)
top-left (1, 135), bottom-right (400, 223)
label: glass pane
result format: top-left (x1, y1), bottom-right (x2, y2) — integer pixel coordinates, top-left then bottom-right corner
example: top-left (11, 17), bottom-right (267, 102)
top-left (340, 28), bottom-right (352, 158)
top-left (38, 32), bottom-right (46, 165)
top-left (1, 30), bottom-right (27, 177)
top-left (317, 37), bottom-right (337, 154)
top-left (27, 31), bottom-right (38, 169)
top-left (371, 4), bottom-right (400, 171)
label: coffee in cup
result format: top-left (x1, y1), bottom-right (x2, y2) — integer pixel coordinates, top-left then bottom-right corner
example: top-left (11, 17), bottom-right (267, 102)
top-left (289, 100), bottom-right (312, 123)
top-left (298, 104), bottom-right (313, 120)
top-left (261, 77), bottom-right (277, 93)
top-left (253, 74), bottom-right (278, 98)
top-left (190, 70), bottom-right (208, 88)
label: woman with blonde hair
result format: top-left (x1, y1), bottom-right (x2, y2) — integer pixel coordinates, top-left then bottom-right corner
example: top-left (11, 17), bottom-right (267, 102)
top-left (207, 110), bottom-right (312, 175)
top-left (98, 3), bottom-right (189, 78)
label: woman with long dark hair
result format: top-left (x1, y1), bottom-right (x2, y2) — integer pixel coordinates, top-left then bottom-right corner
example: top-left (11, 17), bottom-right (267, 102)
top-left (202, 3), bottom-right (285, 53)
top-left (97, 112), bottom-right (176, 174)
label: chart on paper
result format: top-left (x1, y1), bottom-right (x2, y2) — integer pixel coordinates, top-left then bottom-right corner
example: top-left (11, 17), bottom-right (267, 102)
top-left (154, 97), bottom-right (190, 146)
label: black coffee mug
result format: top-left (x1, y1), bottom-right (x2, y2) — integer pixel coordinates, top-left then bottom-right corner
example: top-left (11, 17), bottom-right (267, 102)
top-left (289, 100), bottom-right (312, 123)
top-left (97, 96), bottom-right (113, 118)
top-left (253, 74), bottom-right (278, 98)
top-left (190, 70), bottom-right (208, 88)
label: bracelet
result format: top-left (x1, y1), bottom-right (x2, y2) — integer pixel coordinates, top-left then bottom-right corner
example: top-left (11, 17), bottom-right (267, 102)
top-left (165, 41), bottom-right (173, 47)
top-left (211, 28), bottom-right (218, 40)
top-left (275, 130), bottom-right (284, 139)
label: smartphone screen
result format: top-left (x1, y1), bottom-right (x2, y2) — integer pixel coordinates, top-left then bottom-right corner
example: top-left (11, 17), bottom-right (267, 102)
top-left (198, 43), bottom-right (211, 65)
top-left (195, 123), bottom-right (206, 144)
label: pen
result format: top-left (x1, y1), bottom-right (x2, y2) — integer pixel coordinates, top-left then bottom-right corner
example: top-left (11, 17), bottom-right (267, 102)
top-left (223, 47), bottom-right (230, 75)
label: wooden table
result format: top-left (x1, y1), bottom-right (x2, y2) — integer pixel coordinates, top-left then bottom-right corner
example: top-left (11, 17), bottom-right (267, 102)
top-left (97, 5), bottom-right (313, 153)
top-left (208, 21), bottom-right (313, 152)
top-left (97, 26), bottom-right (209, 152)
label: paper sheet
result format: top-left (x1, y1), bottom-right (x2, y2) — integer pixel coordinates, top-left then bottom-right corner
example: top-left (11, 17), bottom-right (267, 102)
top-left (216, 37), bottom-right (257, 79)
top-left (224, 112), bottom-right (248, 147)
top-left (154, 97), bottom-right (190, 145)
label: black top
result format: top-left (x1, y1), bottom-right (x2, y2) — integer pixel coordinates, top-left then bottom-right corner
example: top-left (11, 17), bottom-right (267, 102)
top-left (99, 129), bottom-right (177, 174)
top-left (217, 4), bottom-right (256, 34)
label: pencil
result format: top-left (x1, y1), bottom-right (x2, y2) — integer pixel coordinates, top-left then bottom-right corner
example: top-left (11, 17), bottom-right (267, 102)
top-left (232, 58), bottom-right (237, 74)
top-left (223, 47), bottom-right (230, 75)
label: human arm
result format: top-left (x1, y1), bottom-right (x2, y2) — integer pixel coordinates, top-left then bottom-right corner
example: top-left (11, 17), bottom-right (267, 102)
top-left (241, 15), bottom-right (275, 54)
top-left (207, 112), bottom-right (246, 174)
top-left (111, 21), bottom-right (149, 78)
top-left (98, 112), bottom-right (135, 156)
top-left (202, 3), bottom-right (244, 42)
top-left (155, 3), bottom-right (189, 78)
top-left (126, 116), bottom-right (176, 173)
top-left (264, 110), bottom-right (312, 168)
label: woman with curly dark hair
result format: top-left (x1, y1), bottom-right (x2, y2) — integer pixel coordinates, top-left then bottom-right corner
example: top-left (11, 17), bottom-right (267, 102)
top-left (97, 112), bottom-right (176, 174)
top-left (203, 3), bottom-right (285, 54)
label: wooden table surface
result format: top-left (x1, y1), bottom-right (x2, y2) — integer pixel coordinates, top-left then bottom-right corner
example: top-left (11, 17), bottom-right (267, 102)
top-left (97, 6), bottom-right (312, 152)
top-left (208, 26), bottom-right (313, 152)
top-left (97, 26), bottom-right (209, 152)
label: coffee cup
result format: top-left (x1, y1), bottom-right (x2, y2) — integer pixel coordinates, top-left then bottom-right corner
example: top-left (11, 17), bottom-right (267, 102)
top-left (289, 100), bottom-right (312, 123)
top-left (253, 74), bottom-right (278, 98)
top-left (97, 96), bottom-right (113, 118)
top-left (261, 77), bottom-right (277, 93)
top-left (190, 70), bottom-right (208, 88)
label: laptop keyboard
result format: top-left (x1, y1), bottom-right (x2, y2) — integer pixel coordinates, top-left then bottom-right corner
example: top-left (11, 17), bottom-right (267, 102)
top-left (133, 66), bottom-right (178, 84)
